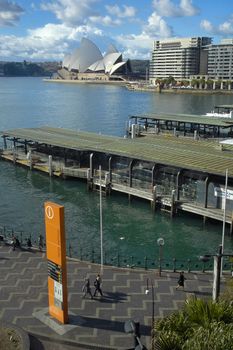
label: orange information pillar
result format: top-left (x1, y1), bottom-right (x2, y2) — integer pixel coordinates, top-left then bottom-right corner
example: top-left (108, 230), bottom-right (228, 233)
top-left (44, 201), bottom-right (68, 324)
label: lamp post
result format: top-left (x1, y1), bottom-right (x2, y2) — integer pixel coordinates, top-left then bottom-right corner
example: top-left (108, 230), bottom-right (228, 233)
top-left (199, 245), bottom-right (233, 301)
top-left (221, 169), bottom-right (228, 277)
top-left (99, 165), bottom-right (103, 275)
top-left (145, 278), bottom-right (155, 328)
top-left (157, 238), bottom-right (164, 277)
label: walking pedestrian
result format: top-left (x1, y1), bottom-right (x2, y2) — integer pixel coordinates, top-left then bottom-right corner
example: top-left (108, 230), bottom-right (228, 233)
top-left (38, 234), bottom-right (43, 251)
top-left (12, 235), bottom-right (16, 251)
top-left (82, 278), bottom-right (93, 299)
top-left (93, 274), bottom-right (103, 297)
top-left (176, 271), bottom-right (186, 290)
top-left (27, 237), bottom-right (32, 248)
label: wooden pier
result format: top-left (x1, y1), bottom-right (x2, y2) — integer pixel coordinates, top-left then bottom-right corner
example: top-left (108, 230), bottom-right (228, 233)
top-left (128, 112), bottom-right (233, 139)
top-left (1, 126), bottom-right (233, 234)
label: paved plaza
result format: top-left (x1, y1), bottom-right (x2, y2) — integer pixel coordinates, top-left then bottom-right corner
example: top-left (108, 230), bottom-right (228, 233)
top-left (0, 244), bottom-right (216, 349)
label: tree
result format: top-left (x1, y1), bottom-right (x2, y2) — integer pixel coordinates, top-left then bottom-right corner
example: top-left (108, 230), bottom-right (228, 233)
top-left (191, 79), bottom-right (198, 88)
top-left (152, 298), bottom-right (233, 350)
top-left (206, 79), bottom-right (214, 89)
top-left (167, 76), bottom-right (176, 86)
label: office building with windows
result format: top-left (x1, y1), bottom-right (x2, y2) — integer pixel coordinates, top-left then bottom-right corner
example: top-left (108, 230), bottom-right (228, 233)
top-left (207, 39), bottom-right (233, 80)
top-left (149, 37), bottom-right (212, 84)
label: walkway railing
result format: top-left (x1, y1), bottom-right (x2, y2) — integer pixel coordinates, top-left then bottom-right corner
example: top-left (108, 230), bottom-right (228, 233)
top-left (1, 225), bottom-right (232, 273)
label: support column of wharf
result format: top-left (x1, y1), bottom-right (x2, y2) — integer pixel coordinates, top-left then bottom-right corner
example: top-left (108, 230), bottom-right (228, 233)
top-left (87, 153), bottom-right (94, 190)
top-left (203, 176), bottom-right (210, 225)
top-left (2, 129), bottom-right (233, 236)
top-left (151, 164), bottom-right (160, 211)
top-left (128, 160), bottom-right (134, 202)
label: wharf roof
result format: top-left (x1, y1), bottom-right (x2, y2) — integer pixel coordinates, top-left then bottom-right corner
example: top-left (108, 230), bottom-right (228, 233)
top-left (2, 126), bottom-right (233, 177)
top-left (215, 105), bottom-right (233, 109)
top-left (129, 113), bottom-right (233, 127)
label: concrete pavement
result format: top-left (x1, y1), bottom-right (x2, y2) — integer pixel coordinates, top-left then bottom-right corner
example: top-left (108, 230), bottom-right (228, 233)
top-left (0, 244), bottom-right (216, 349)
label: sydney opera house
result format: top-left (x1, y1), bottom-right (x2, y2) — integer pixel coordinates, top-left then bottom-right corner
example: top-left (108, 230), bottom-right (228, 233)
top-left (58, 38), bottom-right (131, 82)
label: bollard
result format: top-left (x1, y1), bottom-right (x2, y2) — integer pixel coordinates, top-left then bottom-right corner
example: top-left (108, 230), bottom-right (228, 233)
top-left (144, 256), bottom-right (148, 270)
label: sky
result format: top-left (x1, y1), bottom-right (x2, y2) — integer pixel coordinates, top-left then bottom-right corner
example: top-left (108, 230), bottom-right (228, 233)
top-left (0, 0), bottom-right (233, 62)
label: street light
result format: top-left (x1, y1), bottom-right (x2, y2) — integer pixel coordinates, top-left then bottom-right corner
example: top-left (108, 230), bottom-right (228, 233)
top-left (145, 278), bottom-right (155, 328)
top-left (199, 245), bottom-right (233, 301)
top-left (157, 238), bottom-right (164, 277)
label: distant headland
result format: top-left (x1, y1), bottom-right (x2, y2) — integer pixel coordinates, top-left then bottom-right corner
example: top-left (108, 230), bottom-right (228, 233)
top-left (0, 61), bottom-right (60, 77)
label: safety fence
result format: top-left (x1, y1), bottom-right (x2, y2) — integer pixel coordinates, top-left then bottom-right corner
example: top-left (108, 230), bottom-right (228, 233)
top-left (1, 225), bottom-right (232, 273)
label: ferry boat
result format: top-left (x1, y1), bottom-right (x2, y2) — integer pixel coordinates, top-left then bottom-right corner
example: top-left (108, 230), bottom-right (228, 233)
top-left (205, 104), bottom-right (233, 118)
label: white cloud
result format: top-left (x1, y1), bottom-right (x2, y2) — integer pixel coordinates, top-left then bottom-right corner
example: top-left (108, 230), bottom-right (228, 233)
top-left (200, 20), bottom-right (214, 33)
top-left (152, 0), bottom-right (199, 17)
top-left (200, 17), bottom-right (233, 35)
top-left (219, 21), bottom-right (233, 35)
top-left (123, 48), bottom-right (150, 60)
top-left (0, 1), bottom-right (176, 60)
top-left (41, 0), bottom-right (99, 26)
top-left (116, 11), bottom-right (172, 58)
top-left (0, 0), bottom-right (24, 26)
top-left (106, 4), bottom-right (136, 18)
top-left (144, 12), bottom-right (173, 37)
top-left (89, 15), bottom-right (121, 26)
top-left (0, 22), bottom-right (103, 60)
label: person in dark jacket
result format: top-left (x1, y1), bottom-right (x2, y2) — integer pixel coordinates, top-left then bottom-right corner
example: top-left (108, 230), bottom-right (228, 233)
top-left (82, 278), bottom-right (93, 299)
top-left (93, 274), bottom-right (103, 297)
top-left (27, 237), bottom-right (32, 248)
top-left (176, 271), bottom-right (186, 290)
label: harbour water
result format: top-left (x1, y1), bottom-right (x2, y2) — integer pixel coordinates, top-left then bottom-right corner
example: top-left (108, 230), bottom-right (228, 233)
top-left (0, 77), bottom-right (233, 262)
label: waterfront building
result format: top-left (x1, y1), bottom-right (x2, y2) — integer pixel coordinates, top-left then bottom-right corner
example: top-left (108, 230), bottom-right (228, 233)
top-left (149, 37), bottom-right (211, 84)
top-left (58, 38), bottom-right (131, 81)
top-left (2, 125), bottom-right (233, 233)
top-left (207, 39), bottom-right (233, 80)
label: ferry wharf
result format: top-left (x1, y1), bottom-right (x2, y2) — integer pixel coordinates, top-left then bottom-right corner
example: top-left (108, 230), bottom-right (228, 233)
top-left (0, 243), bottom-right (217, 350)
top-left (1, 125), bottom-right (233, 233)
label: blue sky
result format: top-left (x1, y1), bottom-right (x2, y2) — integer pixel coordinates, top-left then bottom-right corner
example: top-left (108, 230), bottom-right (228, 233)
top-left (1, 0), bottom-right (233, 61)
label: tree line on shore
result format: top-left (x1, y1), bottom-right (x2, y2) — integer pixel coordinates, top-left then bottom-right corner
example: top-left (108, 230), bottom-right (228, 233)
top-left (0, 61), bottom-right (60, 77)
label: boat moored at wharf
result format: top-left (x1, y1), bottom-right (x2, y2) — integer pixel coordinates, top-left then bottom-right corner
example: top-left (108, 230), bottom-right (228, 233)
top-left (205, 104), bottom-right (233, 118)
top-left (1, 126), bottom-right (233, 234)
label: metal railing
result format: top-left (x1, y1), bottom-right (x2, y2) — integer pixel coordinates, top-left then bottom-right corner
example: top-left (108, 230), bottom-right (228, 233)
top-left (1, 225), bottom-right (232, 273)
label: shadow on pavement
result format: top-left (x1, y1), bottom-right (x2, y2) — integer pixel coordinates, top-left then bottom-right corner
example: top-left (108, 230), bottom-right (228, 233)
top-left (69, 315), bottom-right (151, 336)
top-left (29, 334), bottom-right (45, 350)
top-left (93, 291), bottom-right (127, 303)
top-left (193, 290), bottom-right (212, 296)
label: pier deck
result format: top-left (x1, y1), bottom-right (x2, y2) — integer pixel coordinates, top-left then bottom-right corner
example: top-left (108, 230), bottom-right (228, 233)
top-left (1, 126), bottom-right (233, 230)
top-left (129, 112), bottom-right (233, 139)
top-left (2, 126), bottom-right (233, 176)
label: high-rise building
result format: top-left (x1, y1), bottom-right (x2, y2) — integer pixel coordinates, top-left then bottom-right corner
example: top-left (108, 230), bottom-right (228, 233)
top-left (149, 37), bottom-right (212, 83)
top-left (207, 39), bottom-right (233, 80)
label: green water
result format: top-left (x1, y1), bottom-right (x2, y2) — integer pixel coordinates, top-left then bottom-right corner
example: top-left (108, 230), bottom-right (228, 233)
top-left (0, 77), bottom-right (233, 263)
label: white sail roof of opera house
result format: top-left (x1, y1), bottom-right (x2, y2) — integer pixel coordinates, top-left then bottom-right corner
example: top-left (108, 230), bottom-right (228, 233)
top-left (62, 38), bottom-right (128, 75)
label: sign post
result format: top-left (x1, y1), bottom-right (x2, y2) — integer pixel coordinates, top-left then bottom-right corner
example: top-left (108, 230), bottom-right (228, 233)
top-left (44, 201), bottom-right (68, 324)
